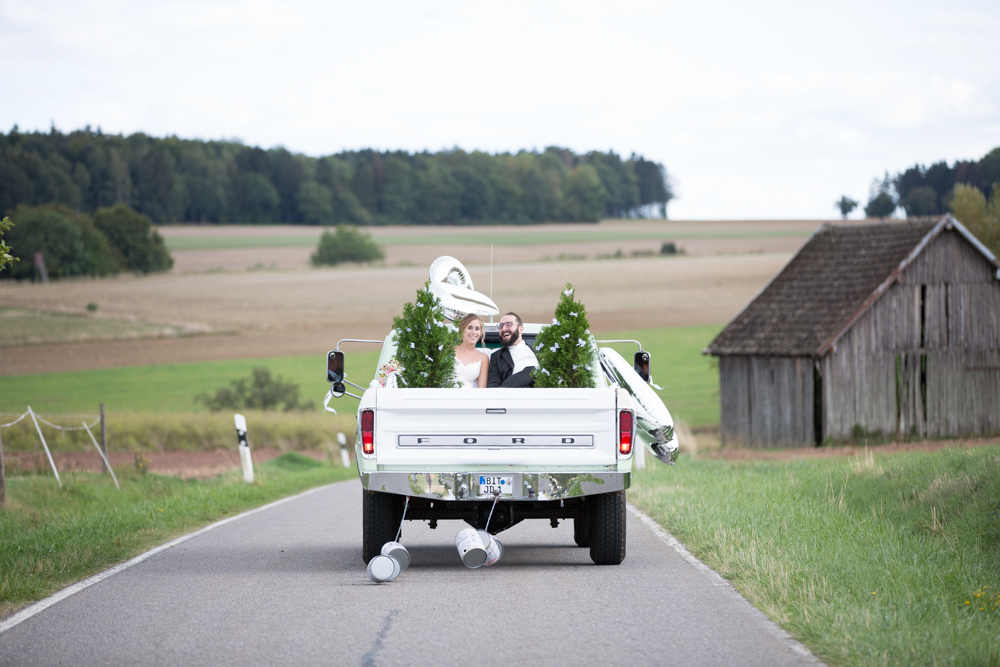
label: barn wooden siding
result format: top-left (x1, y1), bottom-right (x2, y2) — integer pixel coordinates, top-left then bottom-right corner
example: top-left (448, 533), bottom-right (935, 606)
top-left (719, 356), bottom-right (814, 447)
top-left (822, 230), bottom-right (1000, 440)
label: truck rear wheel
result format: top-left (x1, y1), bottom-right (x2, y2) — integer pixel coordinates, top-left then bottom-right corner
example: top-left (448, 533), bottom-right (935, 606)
top-left (588, 491), bottom-right (626, 565)
top-left (573, 500), bottom-right (589, 547)
top-left (362, 490), bottom-right (403, 564)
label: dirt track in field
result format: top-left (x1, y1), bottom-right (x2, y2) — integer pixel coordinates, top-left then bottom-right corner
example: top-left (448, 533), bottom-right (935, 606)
top-left (0, 252), bottom-right (792, 375)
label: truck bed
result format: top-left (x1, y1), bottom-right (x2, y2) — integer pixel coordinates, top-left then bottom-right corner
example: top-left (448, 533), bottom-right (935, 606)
top-left (371, 387), bottom-right (620, 469)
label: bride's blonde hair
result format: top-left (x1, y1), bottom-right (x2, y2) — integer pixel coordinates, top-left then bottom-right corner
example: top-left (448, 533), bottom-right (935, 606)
top-left (457, 313), bottom-right (484, 346)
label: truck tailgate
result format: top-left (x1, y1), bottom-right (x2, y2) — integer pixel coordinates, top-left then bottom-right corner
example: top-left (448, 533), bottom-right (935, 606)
top-left (373, 387), bottom-right (618, 467)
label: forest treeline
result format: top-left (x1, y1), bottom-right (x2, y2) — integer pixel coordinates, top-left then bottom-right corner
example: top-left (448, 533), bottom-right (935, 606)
top-left (861, 145), bottom-right (1000, 218)
top-left (853, 145), bottom-right (1000, 256)
top-left (0, 126), bottom-right (673, 225)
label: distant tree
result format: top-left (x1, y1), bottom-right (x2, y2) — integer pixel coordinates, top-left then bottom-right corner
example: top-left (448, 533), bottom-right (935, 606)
top-left (864, 173), bottom-right (897, 218)
top-left (835, 196), bottom-right (858, 219)
top-left (196, 367), bottom-right (314, 412)
top-left (981, 147), bottom-right (1000, 198)
top-left (950, 183), bottom-right (1000, 256)
top-left (5, 205), bottom-right (88, 280)
top-left (902, 186), bottom-right (938, 217)
top-left (564, 165), bottom-right (607, 222)
top-left (93, 203), bottom-right (173, 273)
top-left (236, 172), bottom-right (281, 223)
top-left (632, 156), bottom-right (673, 218)
top-left (311, 225), bottom-right (384, 266)
top-left (0, 216), bottom-right (16, 272)
top-left (296, 182), bottom-right (334, 225)
top-left (865, 193), bottom-right (896, 218)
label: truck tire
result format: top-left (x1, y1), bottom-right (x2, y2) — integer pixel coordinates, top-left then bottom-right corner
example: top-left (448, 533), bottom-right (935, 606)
top-left (588, 491), bottom-right (626, 565)
top-left (362, 490), bottom-right (403, 564)
top-left (573, 500), bottom-right (589, 547)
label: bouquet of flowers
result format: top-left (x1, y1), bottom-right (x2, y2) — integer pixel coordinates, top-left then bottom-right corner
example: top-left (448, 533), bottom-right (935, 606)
top-left (371, 356), bottom-right (406, 389)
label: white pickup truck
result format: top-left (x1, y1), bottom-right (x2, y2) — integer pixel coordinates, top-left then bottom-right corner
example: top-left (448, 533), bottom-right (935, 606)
top-left (325, 323), bottom-right (679, 566)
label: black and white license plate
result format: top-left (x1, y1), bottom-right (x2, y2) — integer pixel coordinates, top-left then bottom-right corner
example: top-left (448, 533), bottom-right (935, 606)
top-left (479, 475), bottom-right (513, 496)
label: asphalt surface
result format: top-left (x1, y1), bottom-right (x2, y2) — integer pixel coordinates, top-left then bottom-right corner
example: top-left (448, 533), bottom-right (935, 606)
top-left (0, 480), bottom-right (820, 666)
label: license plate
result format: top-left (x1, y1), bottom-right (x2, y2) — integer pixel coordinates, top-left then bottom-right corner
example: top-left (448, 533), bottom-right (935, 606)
top-left (479, 475), bottom-right (513, 496)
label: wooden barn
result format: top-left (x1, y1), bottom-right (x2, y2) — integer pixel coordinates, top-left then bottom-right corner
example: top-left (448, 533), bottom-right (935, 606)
top-left (706, 215), bottom-right (1000, 447)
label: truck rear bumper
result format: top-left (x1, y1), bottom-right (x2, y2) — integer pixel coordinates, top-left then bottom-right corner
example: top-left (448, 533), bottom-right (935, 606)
top-left (361, 471), bottom-right (630, 500)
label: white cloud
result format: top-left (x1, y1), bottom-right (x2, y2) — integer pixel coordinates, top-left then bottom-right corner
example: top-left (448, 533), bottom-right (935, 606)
top-left (1, 0), bottom-right (998, 218)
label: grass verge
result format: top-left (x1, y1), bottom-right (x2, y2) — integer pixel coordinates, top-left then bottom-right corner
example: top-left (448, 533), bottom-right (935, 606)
top-left (0, 453), bottom-right (356, 619)
top-left (631, 445), bottom-right (1000, 666)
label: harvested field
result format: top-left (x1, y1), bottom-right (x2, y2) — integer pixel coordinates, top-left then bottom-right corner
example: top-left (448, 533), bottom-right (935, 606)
top-left (162, 218), bottom-right (820, 272)
top-left (0, 253), bottom-right (791, 375)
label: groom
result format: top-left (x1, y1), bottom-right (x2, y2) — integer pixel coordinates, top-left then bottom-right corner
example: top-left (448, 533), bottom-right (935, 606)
top-left (487, 312), bottom-right (538, 388)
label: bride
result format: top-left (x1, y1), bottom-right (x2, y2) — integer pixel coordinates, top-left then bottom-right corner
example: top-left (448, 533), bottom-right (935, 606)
top-left (454, 313), bottom-right (490, 388)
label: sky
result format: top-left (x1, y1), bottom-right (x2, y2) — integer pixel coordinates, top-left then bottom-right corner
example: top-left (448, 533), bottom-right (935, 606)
top-left (1, 0), bottom-right (998, 219)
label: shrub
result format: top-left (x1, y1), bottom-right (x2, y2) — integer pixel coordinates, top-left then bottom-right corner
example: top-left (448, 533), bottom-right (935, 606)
top-left (391, 282), bottom-right (458, 388)
top-left (195, 367), bottom-right (315, 412)
top-left (950, 182), bottom-right (1000, 256)
top-left (93, 203), bottom-right (172, 273)
top-left (533, 283), bottom-right (597, 388)
top-left (5, 205), bottom-right (88, 280)
top-left (311, 225), bottom-right (384, 266)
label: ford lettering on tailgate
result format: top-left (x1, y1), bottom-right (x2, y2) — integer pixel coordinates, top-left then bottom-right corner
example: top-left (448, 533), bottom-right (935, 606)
top-left (398, 435), bottom-right (594, 447)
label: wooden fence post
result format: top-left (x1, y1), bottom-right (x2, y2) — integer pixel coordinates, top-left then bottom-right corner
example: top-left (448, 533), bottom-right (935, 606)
top-left (0, 425), bottom-right (6, 507)
top-left (100, 403), bottom-right (107, 473)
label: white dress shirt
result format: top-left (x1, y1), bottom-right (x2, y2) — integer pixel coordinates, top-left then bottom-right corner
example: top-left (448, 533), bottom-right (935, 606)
top-left (508, 339), bottom-right (539, 374)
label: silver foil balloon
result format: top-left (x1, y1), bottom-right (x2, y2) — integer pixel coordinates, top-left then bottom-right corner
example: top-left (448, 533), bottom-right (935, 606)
top-left (427, 256), bottom-right (499, 321)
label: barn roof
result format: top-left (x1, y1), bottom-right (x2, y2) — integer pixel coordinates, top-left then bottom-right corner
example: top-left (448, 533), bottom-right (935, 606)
top-left (705, 215), bottom-right (998, 357)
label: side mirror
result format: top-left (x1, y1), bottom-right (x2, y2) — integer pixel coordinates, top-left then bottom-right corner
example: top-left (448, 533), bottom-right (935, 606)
top-left (634, 351), bottom-right (650, 383)
top-left (327, 350), bottom-right (345, 383)
top-left (331, 382), bottom-right (346, 398)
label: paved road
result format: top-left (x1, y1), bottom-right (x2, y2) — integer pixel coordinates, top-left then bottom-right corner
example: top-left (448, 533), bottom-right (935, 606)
top-left (0, 481), bottom-right (819, 666)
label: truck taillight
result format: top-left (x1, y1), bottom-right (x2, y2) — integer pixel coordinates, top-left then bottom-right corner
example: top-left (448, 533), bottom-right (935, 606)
top-left (361, 409), bottom-right (375, 455)
top-left (619, 409), bottom-right (633, 456)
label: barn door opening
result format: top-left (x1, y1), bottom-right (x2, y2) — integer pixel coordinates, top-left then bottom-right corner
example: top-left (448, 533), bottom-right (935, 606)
top-left (896, 353), bottom-right (926, 438)
top-left (813, 359), bottom-right (823, 446)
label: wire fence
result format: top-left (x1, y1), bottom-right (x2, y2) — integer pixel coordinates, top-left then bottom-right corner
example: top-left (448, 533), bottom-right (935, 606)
top-left (0, 405), bottom-right (118, 500)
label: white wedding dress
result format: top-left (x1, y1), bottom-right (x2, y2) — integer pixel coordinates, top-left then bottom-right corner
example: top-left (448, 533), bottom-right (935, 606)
top-left (454, 357), bottom-right (482, 388)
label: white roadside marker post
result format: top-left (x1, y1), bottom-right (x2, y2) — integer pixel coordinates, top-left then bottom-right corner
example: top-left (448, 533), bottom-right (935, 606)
top-left (337, 432), bottom-right (350, 468)
top-left (234, 414), bottom-right (254, 484)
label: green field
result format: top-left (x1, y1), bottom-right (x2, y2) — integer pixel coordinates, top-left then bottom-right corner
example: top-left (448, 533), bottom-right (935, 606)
top-left (164, 229), bottom-right (810, 252)
top-left (0, 453), bottom-right (356, 618)
top-left (0, 325), bottom-right (720, 427)
top-left (631, 446), bottom-right (1000, 666)
top-left (0, 350), bottom-right (382, 416)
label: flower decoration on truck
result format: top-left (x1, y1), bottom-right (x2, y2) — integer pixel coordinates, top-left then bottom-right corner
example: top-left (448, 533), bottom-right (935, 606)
top-left (371, 357), bottom-right (406, 389)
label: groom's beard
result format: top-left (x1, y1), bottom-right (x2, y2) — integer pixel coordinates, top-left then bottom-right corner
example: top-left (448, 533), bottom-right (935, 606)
top-left (500, 329), bottom-right (521, 347)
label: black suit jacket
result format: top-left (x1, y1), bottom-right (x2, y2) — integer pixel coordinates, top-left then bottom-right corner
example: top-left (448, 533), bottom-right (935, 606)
top-left (487, 347), bottom-right (536, 388)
